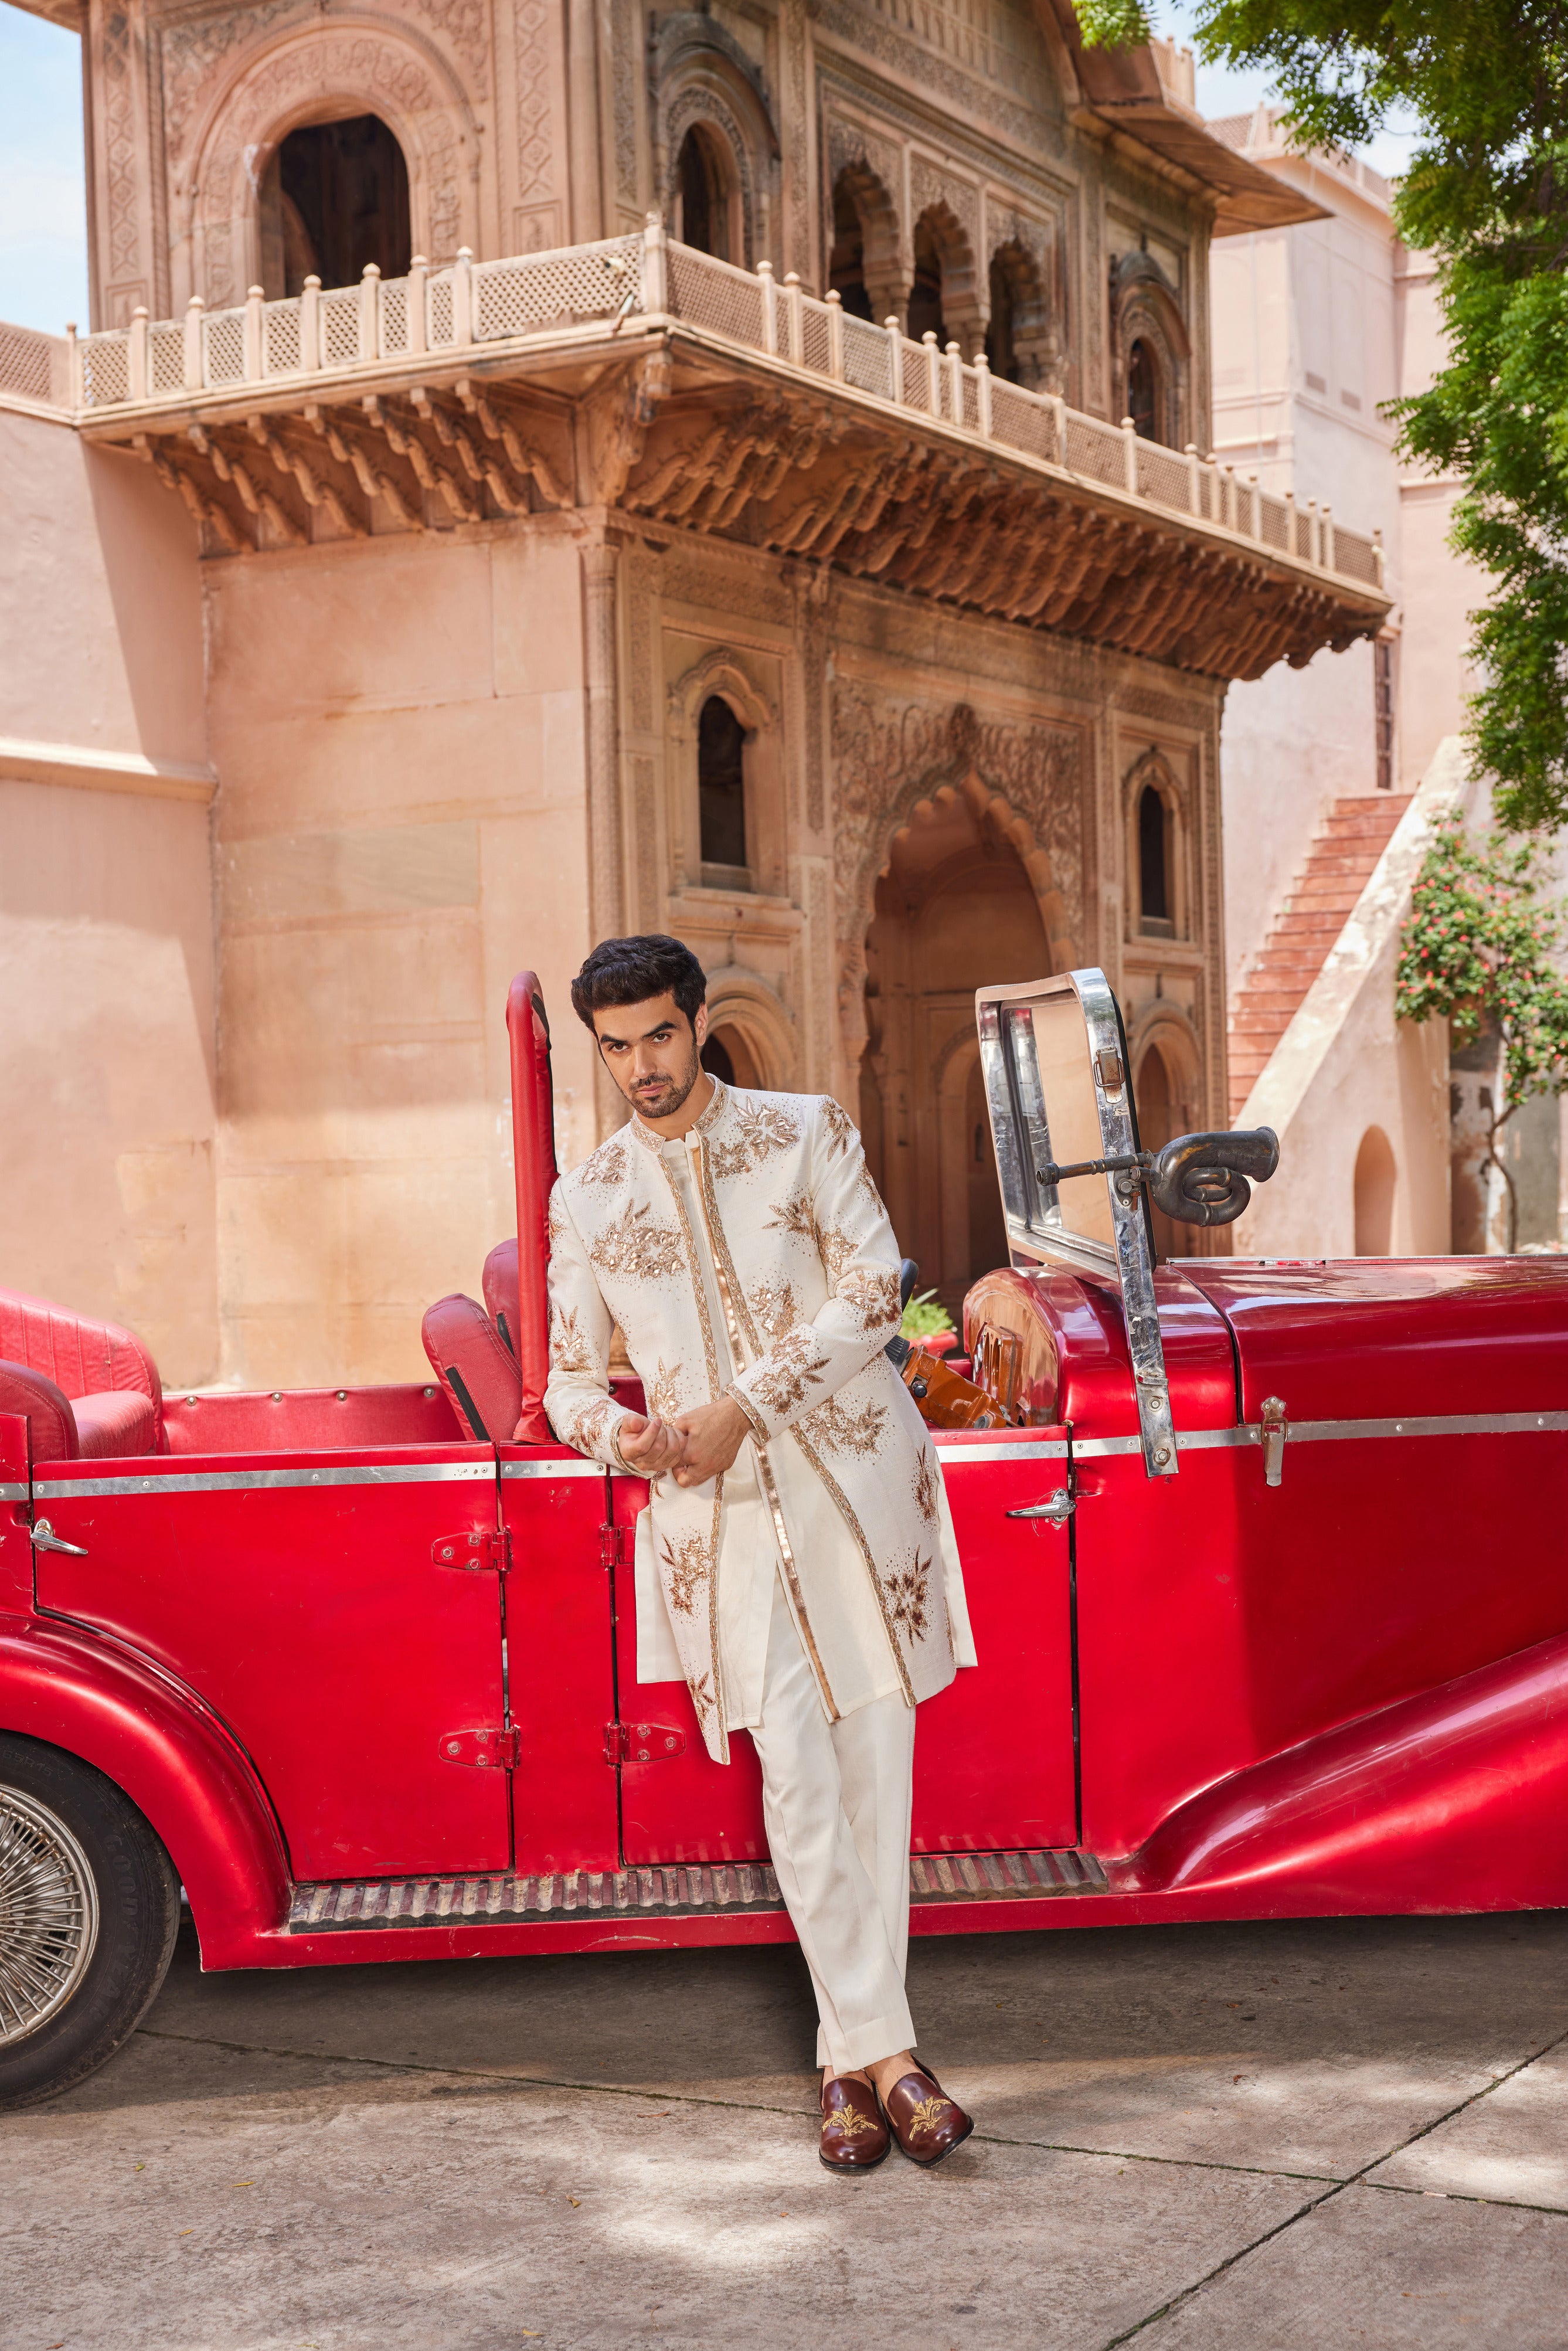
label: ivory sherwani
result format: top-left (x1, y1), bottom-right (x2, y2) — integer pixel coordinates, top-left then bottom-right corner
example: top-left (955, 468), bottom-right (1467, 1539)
top-left (543, 1078), bottom-right (974, 1764)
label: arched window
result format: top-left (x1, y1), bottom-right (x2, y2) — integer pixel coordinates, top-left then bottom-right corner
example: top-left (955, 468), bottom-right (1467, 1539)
top-left (907, 214), bottom-right (947, 346)
top-left (698, 696), bottom-right (748, 871)
top-left (1128, 338), bottom-right (1159, 440)
top-left (1353, 1126), bottom-right (1397, 1255)
top-left (986, 251), bottom-right (1020, 383)
top-left (1135, 1042), bottom-right (1183, 1260)
top-left (1138, 782), bottom-right (1172, 935)
top-left (700, 1024), bottom-right (760, 1087)
top-left (829, 175), bottom-right (876, 320)
top-left (676, 125), bottom-right (737, 261)
top-left (261, 114), bottom-right (411, 297)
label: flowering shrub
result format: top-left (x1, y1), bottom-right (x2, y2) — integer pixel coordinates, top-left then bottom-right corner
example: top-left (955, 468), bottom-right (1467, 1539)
top-left (1397, 814), bottom-right (1568, 1244)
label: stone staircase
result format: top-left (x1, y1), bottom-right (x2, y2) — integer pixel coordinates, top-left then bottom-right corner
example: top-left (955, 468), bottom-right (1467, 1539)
top-left (1228, 794), bottom-right (1413, 1121)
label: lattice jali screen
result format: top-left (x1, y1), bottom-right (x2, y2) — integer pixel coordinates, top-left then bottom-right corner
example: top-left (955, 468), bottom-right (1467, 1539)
top-left (0, 322), bottom-right (57, 403)
top-left (380, 280), bottom-right (410, 355)
top-left (960, 370), bottom-right (983, 436)
top-left (1257, 492), bottom-right (1290, 551)
top-left (1332, 526), bottom-right (1379, 585)
top-left (80, 336), bottom-right (130, 406)
top-left (840, 314), bottom-right (892, 399)
top-left (899, 341), bottom-right (932, 412)
top-left (1137, 442), bottom-right (1192, 512)
top-left (321, 291), bottom-right (362, 367)
top-left (666, 245), bottom-right (766, 348)
top-left (800, 302), bottom-right (833, 378)
top-left (427, 276), bottom-right (455, 347)
top-left (149, 324), bottom-right (186, 393)
top-left (264, 302), bottom-right (301, 376)
top-left (991, 379), bottom-right (1054, 464)
top-left (1064, 415), bottom-right (1121, 490)
top-left (203, 312), bottom-right (245, 386)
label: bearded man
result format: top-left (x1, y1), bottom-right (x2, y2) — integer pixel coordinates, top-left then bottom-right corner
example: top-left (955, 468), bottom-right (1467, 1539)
top-left (543, 934), bottom-right (977, 2172)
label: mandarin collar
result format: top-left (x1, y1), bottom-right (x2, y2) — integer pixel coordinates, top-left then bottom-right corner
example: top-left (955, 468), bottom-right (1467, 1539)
top-left (631, 1072), bottom-right (727, 1154)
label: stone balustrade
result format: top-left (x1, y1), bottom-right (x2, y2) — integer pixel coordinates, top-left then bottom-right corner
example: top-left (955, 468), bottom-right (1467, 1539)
top-left (0, 218), bottom-right (1382, 592)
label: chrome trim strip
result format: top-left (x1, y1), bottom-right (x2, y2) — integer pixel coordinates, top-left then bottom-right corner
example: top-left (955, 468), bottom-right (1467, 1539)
top-left (32, 1460), bottom-right (495, 1500)
top-left (0, 1482), bottom-right (26, 1503)
top-left (935, 1439), bottom-right (1070, 1465)
top-left (1073, 1408), bottom-right (1568, 1463)
top-left (502, 1458), bottom-right (608, 1482)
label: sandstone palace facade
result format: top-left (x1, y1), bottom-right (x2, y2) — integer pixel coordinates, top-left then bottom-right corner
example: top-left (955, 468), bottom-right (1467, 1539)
top-left (0, 0), bottom-right (1385, 1387)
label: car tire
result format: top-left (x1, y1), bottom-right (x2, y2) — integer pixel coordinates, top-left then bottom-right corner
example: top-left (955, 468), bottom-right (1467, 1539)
top-left (0, 1734), bottom-right (180, 2111)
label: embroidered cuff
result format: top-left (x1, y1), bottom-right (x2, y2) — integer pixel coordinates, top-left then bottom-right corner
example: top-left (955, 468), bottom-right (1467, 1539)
top-left (729, 1386), bottom-right (771, 1448)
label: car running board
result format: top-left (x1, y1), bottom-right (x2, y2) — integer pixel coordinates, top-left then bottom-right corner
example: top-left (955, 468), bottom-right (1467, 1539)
top-left (287, 1846), bottom-right (1107, 1932)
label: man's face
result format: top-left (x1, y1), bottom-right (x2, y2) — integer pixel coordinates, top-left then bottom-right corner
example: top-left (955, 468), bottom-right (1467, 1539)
top-left (593, 991), bottom-right (709, 1122)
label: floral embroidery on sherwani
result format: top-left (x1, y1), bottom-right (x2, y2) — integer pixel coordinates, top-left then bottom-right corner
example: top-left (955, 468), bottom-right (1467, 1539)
top-left (913, 1448), bottom-right (941, 1525)
top-left (765, 1192), bottom-right (818, 1245)
top-left (579, 1137), bottom-right (630, 1187)
top-left (749, 1278), bottom-right (802, 1341)
top-left (836, 1264), bottom-right (901, 1333)
top-left (549, 1305), bottom-right (593, 1374)
top-left (660, 1527), bottom-right (713, 1615)
top-left (804, 1393), bottom-right (888, 1456)
top-left (589, 1201), bottom-right (685, 1282)
top-left (542, 1078), bottom-right (974, 1764)
top-left (878, 1550), bottom-right (933, 1645)
top-left (818, 1096), bottom-right (857, 1154)
top-left (749, 1324), bottom-right (831, 1419)
top-left (710, 1098), bottom-right (801, 1180)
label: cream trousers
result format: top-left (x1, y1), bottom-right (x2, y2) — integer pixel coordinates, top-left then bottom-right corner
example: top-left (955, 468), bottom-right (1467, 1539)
top-left (747, 1572), bottom-right (917, 2074)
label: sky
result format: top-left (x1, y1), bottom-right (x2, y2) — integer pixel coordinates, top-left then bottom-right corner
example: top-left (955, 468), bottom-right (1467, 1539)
top-left (0, 0), bottom-right (1423, 337)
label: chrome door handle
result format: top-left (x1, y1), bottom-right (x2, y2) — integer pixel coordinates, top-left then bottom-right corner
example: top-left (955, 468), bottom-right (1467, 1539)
top-left (1006, 1490), bottom-right (1074, 1524)
top-left (30, 1517), bottom-right (88, 1557)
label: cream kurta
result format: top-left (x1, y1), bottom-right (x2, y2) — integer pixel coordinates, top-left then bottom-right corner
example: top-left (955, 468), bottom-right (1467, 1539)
top-left (543, 1078), bottom-right (975, 1763)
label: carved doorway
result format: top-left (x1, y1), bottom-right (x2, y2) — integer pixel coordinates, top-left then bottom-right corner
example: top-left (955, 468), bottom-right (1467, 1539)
top-left (861, 788), bottom-right (1049, 1322)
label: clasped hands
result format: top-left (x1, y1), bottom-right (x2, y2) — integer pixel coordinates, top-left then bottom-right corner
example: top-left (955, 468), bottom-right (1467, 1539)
top-left (615, 1394), bottom-right (751, 1487)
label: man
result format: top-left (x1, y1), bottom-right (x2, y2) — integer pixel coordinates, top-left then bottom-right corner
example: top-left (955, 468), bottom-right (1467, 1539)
top-left (544, 934), bottom-right (977, 2172)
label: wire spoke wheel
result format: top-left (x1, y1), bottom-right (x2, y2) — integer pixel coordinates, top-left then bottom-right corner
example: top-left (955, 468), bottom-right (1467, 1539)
top-left (0, 1783), bottom-right (99, 2046)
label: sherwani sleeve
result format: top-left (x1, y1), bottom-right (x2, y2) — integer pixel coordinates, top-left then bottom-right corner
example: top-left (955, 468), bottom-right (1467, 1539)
top-left (728, 1097), bottom-right (903, 1443)
top-left (542, 1187), bottom-right (635, 1465)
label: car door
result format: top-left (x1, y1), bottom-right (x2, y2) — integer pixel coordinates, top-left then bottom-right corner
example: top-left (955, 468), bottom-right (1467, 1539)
top-left (606, 1431), bottom-right (1079, 1867)
top-left (30, 1441), bottom-right (509, 1883)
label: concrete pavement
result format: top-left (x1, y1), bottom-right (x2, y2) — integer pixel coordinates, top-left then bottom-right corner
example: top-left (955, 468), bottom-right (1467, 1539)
top-left (3, 1909), bottom-right (1567, 2348)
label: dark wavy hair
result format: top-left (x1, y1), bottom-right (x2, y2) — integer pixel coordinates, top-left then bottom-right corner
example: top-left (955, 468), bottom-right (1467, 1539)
top-left (570, 934), bottom-right (708, 1032)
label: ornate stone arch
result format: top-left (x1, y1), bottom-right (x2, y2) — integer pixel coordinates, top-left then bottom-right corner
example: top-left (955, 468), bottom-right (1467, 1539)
top-left (655, 15), bottom-right (778, 267)
top-left (1123, 745), bottom-right (1191, 940)
top-left (666, 646), bottom-right (783, 893)
top-left (702, 964), bottom-right (797, 1089)
top-left (1111, 250), bottom-right (1191, 448)
top-left (831, 693), bottom-right (1085, 1085)
top-left (986, 233), bottom-right (1061, 393)
top-left (911, 198), bottom-right (984, 359)
top-left (185, 21), bottom-right (479, 311)
top-left (828, 157), bottom-right (904, 326)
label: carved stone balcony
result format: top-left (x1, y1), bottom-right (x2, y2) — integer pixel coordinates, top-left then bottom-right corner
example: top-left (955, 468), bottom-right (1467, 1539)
top-left (0, 221), bottom-right (1388, 680)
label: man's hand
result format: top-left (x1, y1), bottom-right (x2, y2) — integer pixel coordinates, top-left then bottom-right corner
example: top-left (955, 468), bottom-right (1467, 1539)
top-left (671, 1395), bottom-right (751, 1486)
top-left (615, 1411), bottom-right (688, 1479)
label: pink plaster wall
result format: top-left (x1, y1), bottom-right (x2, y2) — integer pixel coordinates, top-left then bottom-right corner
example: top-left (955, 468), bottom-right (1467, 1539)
top-left (203, 521), bottom-right (597, 1390)
top-left (0, 409), bottom-right (216, 1385)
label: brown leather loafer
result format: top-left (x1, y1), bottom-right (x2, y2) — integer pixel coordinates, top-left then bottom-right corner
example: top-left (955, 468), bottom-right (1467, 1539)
top-left (820, 2074), bottom-right (891, 2172)
top-left (879, 2064), bottom-right (974, 2167)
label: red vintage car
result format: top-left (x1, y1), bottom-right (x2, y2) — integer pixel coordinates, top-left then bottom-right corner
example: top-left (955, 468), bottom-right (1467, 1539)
top-left (4, 966), bottom-right (1567, 2110)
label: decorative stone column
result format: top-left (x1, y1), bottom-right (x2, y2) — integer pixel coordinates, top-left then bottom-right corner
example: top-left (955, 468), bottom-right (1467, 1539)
top-left (581, 536), bottom-right (626, 1135)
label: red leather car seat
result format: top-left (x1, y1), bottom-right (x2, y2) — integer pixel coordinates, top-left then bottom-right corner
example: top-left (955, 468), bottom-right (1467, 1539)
top-left (0, 1287), bottom-right (163, 1460)
top-left (482, 1239), bottom-right (521, 1361)
top-left (421, 1294), bottom-right (522, 1445)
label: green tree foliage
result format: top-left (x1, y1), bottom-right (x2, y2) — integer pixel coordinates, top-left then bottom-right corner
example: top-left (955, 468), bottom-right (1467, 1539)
top-left (1069, 1), bottom-right (1568, 829)
top-left (1397, 813), bottom-right (1568, 1242)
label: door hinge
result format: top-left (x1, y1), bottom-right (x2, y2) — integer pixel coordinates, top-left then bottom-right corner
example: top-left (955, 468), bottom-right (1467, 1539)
top-left (431, 1528), bottom-right (508, 1572)
top-left (438, 1725), bottom-right (520, 1769)
top-left (603, 1721), bottom-right (686, 1765)
top-left (600, 1522), bottom-right (628, 1569)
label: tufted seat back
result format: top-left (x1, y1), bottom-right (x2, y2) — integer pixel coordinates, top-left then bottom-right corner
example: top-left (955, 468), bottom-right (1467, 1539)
top-left (0, 1287), bottom-right (164, 1460)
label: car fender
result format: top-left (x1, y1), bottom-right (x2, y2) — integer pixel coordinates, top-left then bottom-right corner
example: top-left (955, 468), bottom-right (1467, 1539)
top-left (1123, 1627), bottom-right (1568, 1911)
top-left (0, 1613), bottom-right (291, 1965)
